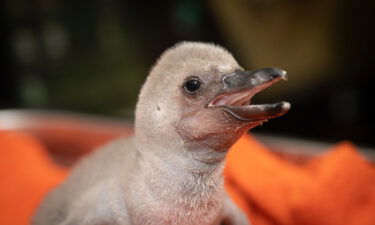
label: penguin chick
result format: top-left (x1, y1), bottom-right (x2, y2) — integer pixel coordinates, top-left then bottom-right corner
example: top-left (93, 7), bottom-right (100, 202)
top-left (32, 42), bottom-right (290, 225)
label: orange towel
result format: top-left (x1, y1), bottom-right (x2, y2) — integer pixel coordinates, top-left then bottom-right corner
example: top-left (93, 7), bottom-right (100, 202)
top-left (0, 131), bottom-right (374, 225)
top-left (0, 131), bottom-right (68, 225)
top-left (225, 135), bottom-right (375, 225)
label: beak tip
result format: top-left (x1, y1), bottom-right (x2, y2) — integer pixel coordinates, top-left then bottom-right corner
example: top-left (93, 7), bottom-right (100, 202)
top-left (281, 70), bottom-right (287, 80)
top-left (269, 67), bottom-right (287, 81)
top-left (276, 68), bottom-right (288, 81)
top-left (280, 101), bottom-right (291, 112)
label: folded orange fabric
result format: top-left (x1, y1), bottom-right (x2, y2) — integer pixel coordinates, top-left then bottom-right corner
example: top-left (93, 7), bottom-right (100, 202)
top-left (0, 131), bottom-right (374, 225)
top-left (0, 131), bottom-right (68, 225)
top-left (225, 135), bottom-right (375, 225)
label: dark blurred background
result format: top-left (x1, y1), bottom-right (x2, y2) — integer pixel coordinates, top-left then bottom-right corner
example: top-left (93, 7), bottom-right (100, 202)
top-left (1, 0), bottom-right (374, 147)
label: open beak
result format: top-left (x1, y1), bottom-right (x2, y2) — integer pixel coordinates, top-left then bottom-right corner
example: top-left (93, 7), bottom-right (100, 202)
top-left (208, 67), bottom-right (290, 121)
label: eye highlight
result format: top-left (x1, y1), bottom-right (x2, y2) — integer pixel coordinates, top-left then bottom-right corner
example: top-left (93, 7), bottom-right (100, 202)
top-left (183, 77), bottom-right (201, 94)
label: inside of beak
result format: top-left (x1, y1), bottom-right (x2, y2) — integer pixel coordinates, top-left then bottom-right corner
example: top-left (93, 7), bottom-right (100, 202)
top-left (208, 67), bottom-right (290, 121)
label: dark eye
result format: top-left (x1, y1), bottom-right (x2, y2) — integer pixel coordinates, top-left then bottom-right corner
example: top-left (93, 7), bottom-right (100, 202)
top-left (183, 77), bottom-right (201, 94)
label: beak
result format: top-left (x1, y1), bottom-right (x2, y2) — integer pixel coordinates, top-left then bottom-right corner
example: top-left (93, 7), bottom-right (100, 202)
top-left (209, 67), bottom-right (290, 121)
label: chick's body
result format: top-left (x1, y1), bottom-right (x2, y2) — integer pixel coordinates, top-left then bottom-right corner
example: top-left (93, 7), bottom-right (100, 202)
top-left (34, 137), bottom-right (228, 225)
